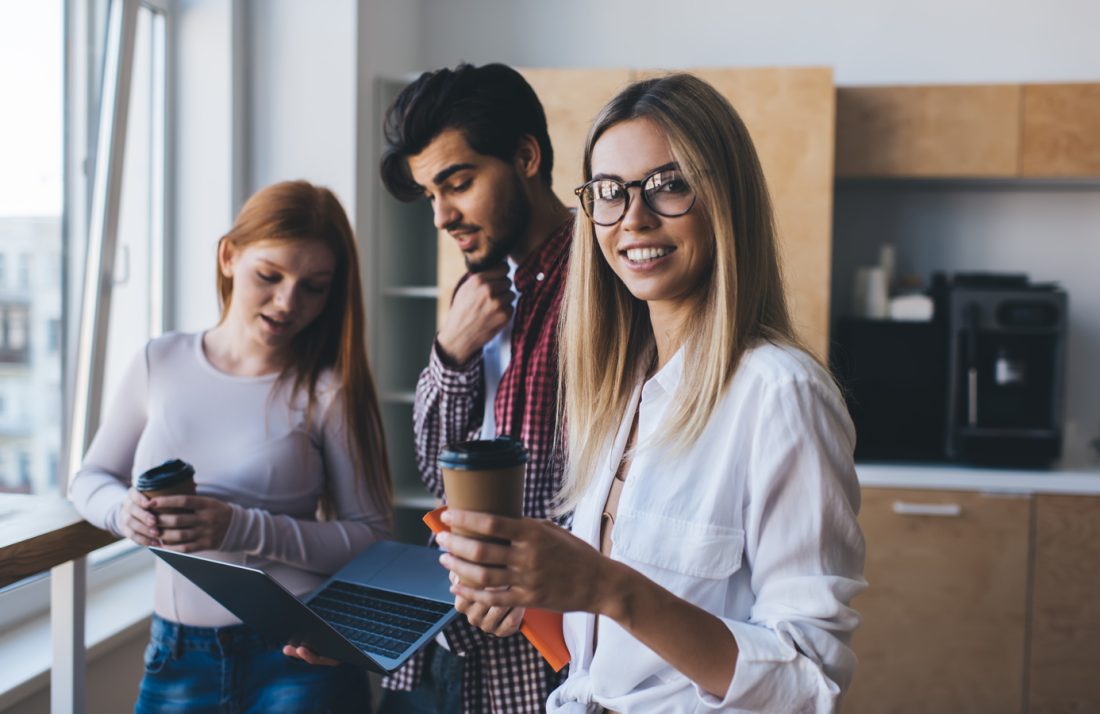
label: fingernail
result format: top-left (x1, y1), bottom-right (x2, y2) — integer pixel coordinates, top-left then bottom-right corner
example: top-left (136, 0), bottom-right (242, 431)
top-left (436, 533), bottom-right (450, 547)
top-left (440, 510), bottom-right (452, 524)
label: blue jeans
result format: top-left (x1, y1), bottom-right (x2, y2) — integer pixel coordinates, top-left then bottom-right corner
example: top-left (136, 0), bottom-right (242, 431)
top-left (135, 615), bottom-right (370, 714)
top-left (377, 643), bottom-right (463, 714)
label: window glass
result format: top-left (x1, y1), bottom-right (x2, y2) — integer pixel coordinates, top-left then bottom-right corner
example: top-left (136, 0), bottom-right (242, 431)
top-left (0, 0), bottom-right (63, 495)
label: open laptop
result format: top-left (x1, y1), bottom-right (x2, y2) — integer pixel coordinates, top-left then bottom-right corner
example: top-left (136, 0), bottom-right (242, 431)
top-left (150, 540), bottom-right (458, 673)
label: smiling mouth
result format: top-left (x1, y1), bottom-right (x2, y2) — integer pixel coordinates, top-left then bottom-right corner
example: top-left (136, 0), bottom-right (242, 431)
top-left (623, 246), bottom-right (675, 263)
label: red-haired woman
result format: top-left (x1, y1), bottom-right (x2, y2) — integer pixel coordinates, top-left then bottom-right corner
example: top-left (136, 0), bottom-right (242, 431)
top-left (71, 180), bottom-right (392, 713)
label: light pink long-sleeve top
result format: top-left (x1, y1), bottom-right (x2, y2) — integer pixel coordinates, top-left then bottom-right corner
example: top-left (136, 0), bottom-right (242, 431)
top-left (70, 331), bottom-right (391, 627)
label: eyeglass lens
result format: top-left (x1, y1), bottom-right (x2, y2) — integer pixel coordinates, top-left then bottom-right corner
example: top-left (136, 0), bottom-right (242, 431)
top-left (579, 169), bottom-right (695, 226)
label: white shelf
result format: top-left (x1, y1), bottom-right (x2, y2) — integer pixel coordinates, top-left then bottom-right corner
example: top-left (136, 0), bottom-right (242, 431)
top-left (382, 391), bottom-right (416, 404)
top-left (395, 492), bottom-right (440, 510)
top-left (856, 461), bottom-right (1100, 495)
top-left (382, 285), bottom-right (439, 299)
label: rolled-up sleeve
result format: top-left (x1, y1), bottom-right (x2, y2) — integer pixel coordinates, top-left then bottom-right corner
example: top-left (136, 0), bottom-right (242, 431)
top-left (699, 378), bottom-right (866, 712)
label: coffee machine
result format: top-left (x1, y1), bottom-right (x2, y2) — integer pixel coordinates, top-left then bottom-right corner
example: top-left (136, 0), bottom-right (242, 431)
top-left (833, 272), bottom-right (1068, 467)
top-left (939, 274), bottom-right (1067, 466)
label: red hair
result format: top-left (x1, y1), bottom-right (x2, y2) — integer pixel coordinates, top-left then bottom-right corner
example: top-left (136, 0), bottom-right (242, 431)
top-left (218, 180), bottom-right (392, 518)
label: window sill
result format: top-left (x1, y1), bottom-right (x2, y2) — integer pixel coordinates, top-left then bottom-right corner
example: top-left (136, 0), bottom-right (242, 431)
top-left (0, 550), bottom-right (154, 711)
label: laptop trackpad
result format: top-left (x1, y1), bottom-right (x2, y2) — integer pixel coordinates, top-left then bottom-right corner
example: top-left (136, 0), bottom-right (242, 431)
top-left (339, 541), bottom-right (454, 603)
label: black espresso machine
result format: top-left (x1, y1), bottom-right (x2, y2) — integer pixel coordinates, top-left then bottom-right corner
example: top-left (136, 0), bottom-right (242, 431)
top-left (833, 273), bottom-right (1068, 467)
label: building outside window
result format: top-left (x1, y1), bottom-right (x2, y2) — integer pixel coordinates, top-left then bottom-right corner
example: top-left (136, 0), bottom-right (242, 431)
top-left (0, 0), bottom-right (61, 494)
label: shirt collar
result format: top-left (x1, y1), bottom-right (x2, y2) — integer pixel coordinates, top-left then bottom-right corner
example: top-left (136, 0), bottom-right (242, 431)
top-left (643, 346), bottom-right (685, 401)
top-left (513, 217), bottom-right (573, 293)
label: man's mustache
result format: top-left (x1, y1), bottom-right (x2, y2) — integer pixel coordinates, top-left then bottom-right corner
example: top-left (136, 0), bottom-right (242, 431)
top-left (445, 221), bottom-right (481, 236)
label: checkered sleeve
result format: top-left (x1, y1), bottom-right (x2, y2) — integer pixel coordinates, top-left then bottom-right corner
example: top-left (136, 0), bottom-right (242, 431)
top-left (412, 340), bottom-right (486, 499)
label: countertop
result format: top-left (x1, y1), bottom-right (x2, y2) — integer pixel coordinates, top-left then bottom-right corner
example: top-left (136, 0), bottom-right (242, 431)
top-left (857, 462), bottom-right (1100, 495)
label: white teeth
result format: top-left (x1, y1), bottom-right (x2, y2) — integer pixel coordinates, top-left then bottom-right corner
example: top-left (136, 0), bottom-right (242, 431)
top-left (625, 246), bottom-right (673, 262)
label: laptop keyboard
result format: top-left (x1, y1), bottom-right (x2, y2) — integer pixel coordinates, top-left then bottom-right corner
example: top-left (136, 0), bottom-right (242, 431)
top-left (308, 581), bottom-right (452, 659)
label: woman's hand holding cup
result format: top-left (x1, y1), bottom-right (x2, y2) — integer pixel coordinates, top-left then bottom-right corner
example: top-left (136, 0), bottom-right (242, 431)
top-left (120, 488), bottom-right (161, 546)
top-left (437, 510), bottom-right (621, 620)
top-left (151, 495), bottom-right (233, 552)
top-left (130, 457), bottom-right (230, 552)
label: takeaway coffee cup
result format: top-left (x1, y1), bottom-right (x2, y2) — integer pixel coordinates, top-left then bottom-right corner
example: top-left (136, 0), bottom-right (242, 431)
top-left (135, 458), bottom-right (196, 514)
top-left (439, 437), bottom-right (527, 544)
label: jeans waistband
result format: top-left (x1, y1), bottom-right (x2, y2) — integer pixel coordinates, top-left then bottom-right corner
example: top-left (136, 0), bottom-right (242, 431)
top-left (150, 614), bottom-right (270, 656)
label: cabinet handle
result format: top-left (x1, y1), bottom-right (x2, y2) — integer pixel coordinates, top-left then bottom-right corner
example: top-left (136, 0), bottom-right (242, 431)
top-left (891, 501), bottom-right (963, 517)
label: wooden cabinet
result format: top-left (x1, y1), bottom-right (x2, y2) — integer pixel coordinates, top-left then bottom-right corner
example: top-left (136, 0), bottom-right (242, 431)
top-left (836, 85), bottom-right (1021, 178)
top-left (850, 487), bottom-right (1100, 714)
top-left (438, 66), bottom-right (837, 358)
top-left (837, 82), bottom-right (1100, 179)
top-left (846, 487), bottom-right (1031, 714)
top-left (1020, 83), bottom-right (1100, 177)
top-left (1028, 494), bottom-right (1100, 713)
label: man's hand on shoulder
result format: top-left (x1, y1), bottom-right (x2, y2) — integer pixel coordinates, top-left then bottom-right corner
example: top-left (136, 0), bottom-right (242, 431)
top-left (437, 263), bottom-right (514, 366)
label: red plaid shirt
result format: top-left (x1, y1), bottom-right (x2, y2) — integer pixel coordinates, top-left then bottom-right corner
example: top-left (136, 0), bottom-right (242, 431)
top-left (382, 219), bottom-right (572, 712)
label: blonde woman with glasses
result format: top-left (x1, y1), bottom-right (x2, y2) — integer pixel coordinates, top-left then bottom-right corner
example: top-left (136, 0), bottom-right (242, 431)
top-left (436, 74), bottom-right (866, 713)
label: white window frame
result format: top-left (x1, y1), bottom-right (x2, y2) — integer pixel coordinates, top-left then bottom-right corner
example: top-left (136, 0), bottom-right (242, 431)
top-left (0, 0), bottom-right (174, 711)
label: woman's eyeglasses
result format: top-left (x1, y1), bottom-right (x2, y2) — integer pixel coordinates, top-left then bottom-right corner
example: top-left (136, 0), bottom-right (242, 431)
top-left (574, 167), bottom-right (696, 227)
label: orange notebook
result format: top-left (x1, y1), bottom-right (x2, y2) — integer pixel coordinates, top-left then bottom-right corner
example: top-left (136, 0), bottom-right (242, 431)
top-left (423, 507), bottom-right (570, 672)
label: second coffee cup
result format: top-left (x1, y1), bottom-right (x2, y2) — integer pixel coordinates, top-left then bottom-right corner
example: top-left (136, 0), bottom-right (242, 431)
top-left (439, 437), bottom-right (527, 545)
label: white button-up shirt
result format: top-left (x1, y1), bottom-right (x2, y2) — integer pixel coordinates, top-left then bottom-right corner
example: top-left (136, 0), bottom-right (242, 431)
top-left (548, 342), bottom-right (866, 713)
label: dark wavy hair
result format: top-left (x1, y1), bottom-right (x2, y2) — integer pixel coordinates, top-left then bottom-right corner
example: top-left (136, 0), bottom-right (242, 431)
top-left (380, 63), bottom-right (554, 201)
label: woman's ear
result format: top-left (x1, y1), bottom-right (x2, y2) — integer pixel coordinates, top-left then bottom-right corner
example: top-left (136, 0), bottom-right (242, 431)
top-left (513, 134), bottom-right (542, 180)
top-left (217, 238), bottom-right (237, 279)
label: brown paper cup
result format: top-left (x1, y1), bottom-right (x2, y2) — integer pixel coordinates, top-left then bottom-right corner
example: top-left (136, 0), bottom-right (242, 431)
top-left (439, 439), bottom-right (528, 584)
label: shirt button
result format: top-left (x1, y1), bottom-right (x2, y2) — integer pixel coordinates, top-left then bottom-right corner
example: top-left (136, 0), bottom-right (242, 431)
top-left (536, 272), bottom-right (545, 282)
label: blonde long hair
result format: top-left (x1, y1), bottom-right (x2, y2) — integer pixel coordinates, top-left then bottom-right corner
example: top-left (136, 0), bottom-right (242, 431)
top-left (557, 73), bottom-right (799, 510)
top-left (217, 180), bottom-right (393, 518)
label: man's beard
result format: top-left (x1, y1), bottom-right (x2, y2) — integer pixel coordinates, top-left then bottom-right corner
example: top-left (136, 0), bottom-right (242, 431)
top-left (465, 174), bottom-right (532, 273)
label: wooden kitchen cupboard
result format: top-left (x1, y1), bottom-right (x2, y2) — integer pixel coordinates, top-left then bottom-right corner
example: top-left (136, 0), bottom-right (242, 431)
top-left (1028, 494), bottom-right (1100, 713)
top-left (836, 82), bottom-right (1100, 179)
top-left (1020, 83), bottom-right (1100, 177)
top-left (835, 85), bottom-right (1022, 178)
top-left (437, 66), bottom-right (838, 360)
top-left (844, 487), bottom-right (1031, 714)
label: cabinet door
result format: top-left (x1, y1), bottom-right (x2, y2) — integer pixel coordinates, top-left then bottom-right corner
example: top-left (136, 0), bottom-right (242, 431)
top-left (691, 67), bottom-right (835, 358)
top-left (1028, 494), bottom-right (1100, 713)
top-left (1020, 83), bottom-right (1100, 177)
top-left (845, 488), bottom-right (1030, 714)
top-left (836, 85), bottom-right (1021, 178)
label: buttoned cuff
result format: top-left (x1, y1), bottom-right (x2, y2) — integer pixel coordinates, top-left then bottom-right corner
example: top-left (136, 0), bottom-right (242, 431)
top-left (429, 339), bottom-right (483, 396)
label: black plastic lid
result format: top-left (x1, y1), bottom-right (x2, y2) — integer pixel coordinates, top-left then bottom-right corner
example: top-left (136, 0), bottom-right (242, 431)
top-left (438, 437), bottom-right (529, 470)
top-left (135, 458), bottom-right (195, 491)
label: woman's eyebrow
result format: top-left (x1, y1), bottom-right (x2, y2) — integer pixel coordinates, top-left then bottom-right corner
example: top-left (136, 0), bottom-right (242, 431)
top-left (590, 162), bottom-right (679, 182)
top-left (257, 258), bottom-right (334, 279)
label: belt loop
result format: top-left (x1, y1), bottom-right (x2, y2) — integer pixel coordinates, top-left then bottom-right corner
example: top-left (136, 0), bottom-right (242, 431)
top-left (169, 620), bottom-right (184, 659)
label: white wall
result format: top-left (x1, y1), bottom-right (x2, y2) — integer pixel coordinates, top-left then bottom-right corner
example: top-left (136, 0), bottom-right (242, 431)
top-left (174, 0), bottom-right (238, 332)
top-left (245, 0), bottom-right (358, 211)
top-left (413, 0), bottom-right (1100, 83)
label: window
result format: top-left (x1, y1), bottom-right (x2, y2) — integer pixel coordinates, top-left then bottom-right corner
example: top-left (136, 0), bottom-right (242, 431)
top-left (47, 318), bottom-right (62, 353)
top-left (0, 0), bottom-right (173, 641)
top-left (17, 253), bottom-right (30, 291)
top-left (0, 0), bottom-right (62, 496)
